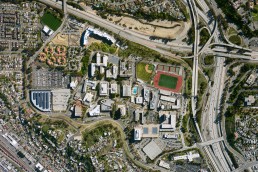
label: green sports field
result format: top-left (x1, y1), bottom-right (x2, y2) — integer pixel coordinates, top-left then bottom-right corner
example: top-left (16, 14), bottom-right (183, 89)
top-left (41, 12), bottom-right (61, 31)
top-left (158, 74), bottom-right (178, 89)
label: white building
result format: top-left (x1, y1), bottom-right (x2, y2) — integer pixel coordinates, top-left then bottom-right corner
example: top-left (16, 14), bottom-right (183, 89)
top-left (117, 104), bottom-right (126, 116)
top-left (106, 65), bottom-right (118, 79)
top-left (82, 27), bottom-right (116, 45)
top-left (90, 53), bottom-right (109, 77)
top-left (160, 95), bottom-right (176, 103)
top-left (159, 160), bottom-right (170, 169)
top-left (84, 80), bottom-right (97, 90)
top-left (89, 105), bottom-right (100, 116)
top-left (246, 73), bottom-right (257, 85)
top-left (136, 97), bottom-right (143, 104)
top-left (42, 25), bottom-right (53, 36)
top-left (35, 163), bottom-right (44, 171)
top-left (70, 78), bottom-right (78, 90)
top-left (91, 63), bottom-right (96, 77)
top-left (122, 84), bottom-right (131, 97)
top-left (245, 95), bottom-right (256, 106)
top-left (143, 140), bottom-right (163, 160)
top-left (99, 82), bottom-right (109, 96)
top-left (159, 111), bottom-right (177, 130)
top-left (134, 126), bottom-right (142, 140)
top-left (3, 133), bottom-right (18, 149)
top-left (83, 92), bottom-right (94, 104)
top-left (173, 152), bottom-right (200, 162)
top-left (110, 83), bottom-right (118, 94)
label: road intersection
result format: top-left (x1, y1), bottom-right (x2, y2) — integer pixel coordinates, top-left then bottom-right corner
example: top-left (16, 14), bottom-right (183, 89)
top-left (34, 0), bottom-right (255, 171)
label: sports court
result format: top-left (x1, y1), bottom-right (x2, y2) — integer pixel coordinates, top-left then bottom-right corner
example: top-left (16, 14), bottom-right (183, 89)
top-left (153, 71), bottom-right (182, 93)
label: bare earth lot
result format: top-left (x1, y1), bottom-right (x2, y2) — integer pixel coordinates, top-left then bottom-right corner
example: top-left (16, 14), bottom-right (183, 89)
top-left (108, 16), bottom-right (189, 39)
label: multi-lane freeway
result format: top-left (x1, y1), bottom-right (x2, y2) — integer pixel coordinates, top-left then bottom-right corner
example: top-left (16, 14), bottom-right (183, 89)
top-left (34, 0), bottom-right (255, 171)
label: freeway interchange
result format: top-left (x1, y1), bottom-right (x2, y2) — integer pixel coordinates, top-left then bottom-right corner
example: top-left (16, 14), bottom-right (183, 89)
top-left (37, 0), bottom-right (256, 171)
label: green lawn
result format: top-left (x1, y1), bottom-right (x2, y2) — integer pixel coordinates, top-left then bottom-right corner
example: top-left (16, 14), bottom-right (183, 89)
top-left (225, 114), bottom-right (236, 147)
top-left (136, 63), bottom-right (154, 82)
top-left (158, 74), bottom-right (178, 89)
top-left (229, 35), bottom-right (241, 45)
top-left (227, 27), bottom-right (237, 35)
top-left (41, 11), bottom-right (62, 31)
top-left (203, 55), bottom-right (214, 65)
top-left (252, 5), bottom-right (258, 21)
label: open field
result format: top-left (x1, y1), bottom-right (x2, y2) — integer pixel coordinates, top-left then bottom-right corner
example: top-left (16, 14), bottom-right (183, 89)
top-left (108, 16), bottom-right (187, 39)
top-left (158, 74), bottom-right (178, 89)
top-left (41, 12), bottom-right (62, 31)
top-left (51, 34), bottom-right (69, 46)
top-left (136, 62), bottom-right (154, 82)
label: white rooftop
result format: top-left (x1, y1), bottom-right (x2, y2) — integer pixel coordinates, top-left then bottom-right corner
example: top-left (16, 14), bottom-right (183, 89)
top-left (89, 105), bottom-right (100, 116)
top-left (143, 140), bottom-right (163, 160)
top-left (99, 82), bottom-right (109, 96)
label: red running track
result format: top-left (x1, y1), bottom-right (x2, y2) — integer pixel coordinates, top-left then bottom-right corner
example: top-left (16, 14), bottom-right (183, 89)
top-left (153, 71), bottom-right (183, 93)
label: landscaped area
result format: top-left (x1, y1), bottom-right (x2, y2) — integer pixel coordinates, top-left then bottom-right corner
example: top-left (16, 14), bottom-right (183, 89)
top-left (38, 45), bottom-right (67, 66)
top-left (136, 62), bottom-right (154, 82)
top-left (203, 55), bottom-right (214, 66)
top-left (158, 74), bottom-right (178, 89)
top-left (229, 35), bottom-right (241, 46)
top-left (227, 27), bottom-right (237, 36)
top-left (41, 11), bottom-right (62, 31)
top-left (225, 108), bottom-right (237, 148)
top-left (252, 5), bottom-right (258, 21)
top-left (199, 28), bottom-right (210, 46)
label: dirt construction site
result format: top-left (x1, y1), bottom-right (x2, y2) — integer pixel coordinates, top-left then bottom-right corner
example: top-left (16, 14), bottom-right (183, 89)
top-left (108, 16), bottom-right (190, 39)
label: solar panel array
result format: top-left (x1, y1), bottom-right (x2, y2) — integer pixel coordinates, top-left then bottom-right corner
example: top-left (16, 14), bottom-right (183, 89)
top-left (31, 91), bottom-right (51, 111)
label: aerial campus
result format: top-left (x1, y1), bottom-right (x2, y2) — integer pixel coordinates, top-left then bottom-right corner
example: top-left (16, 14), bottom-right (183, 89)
top-left (1, 0), bottom-right (258, 172)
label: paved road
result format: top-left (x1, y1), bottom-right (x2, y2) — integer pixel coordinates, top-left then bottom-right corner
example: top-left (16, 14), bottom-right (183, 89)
top-left (38, 0), bottom-right (194, 57)
top-left (233, 161), bottom-right (258, 172)
top-left (0, 135), bottom-right (34, 172)
top-left (28, 14), bottom-right (67, 65)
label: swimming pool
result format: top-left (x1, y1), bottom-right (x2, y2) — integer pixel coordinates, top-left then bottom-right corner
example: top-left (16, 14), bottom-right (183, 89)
top-left (132, 86), bottom-right (138, 95)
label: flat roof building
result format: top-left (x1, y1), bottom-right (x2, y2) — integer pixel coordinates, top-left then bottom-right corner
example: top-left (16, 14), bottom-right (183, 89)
top-left (110, 83), bottom-right (118, 94)
top-left (143, 88), bottom-right (150, 102)
top-left (91, 63), bottom-right (96, 77)
top-left (245, 95), bottom-right (255, 106)
top-left (173, 152), bottom-right (200, 162)
top-left (35, 163), bottom-right (44, 171)
top-left (30, 91), bottom-right (51, 112)
top-left (74, 105), bottom-right (82, 117)
top-left (134, 126), bottom-right (142, 141)
top-left (159, 111), bottom-right (177, 131)
top-left (117, 104), bottom-right (126, 116)
top-left (136, 97), bottom-right (143, 104)
top-left (160, 95), bottom-right (176, 103)
top-left (246, 73), bottom-right (257, 85)
top-left (99, 82), bottom-right (109, 96)
top-left (122, 84), bottom-right (131, 97)
top-left (143, 140), bottom-right (163, 160)
top-left (89, 105), bottom-right (100, 116)
top-left (83, 92), bottom-right (94, 105)
top-left (106, 65), bottom-right (118, 79)
top-left (42, 25), bottom-right (53, 36)
top-left (159, 160), bottom-right (170, 169)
